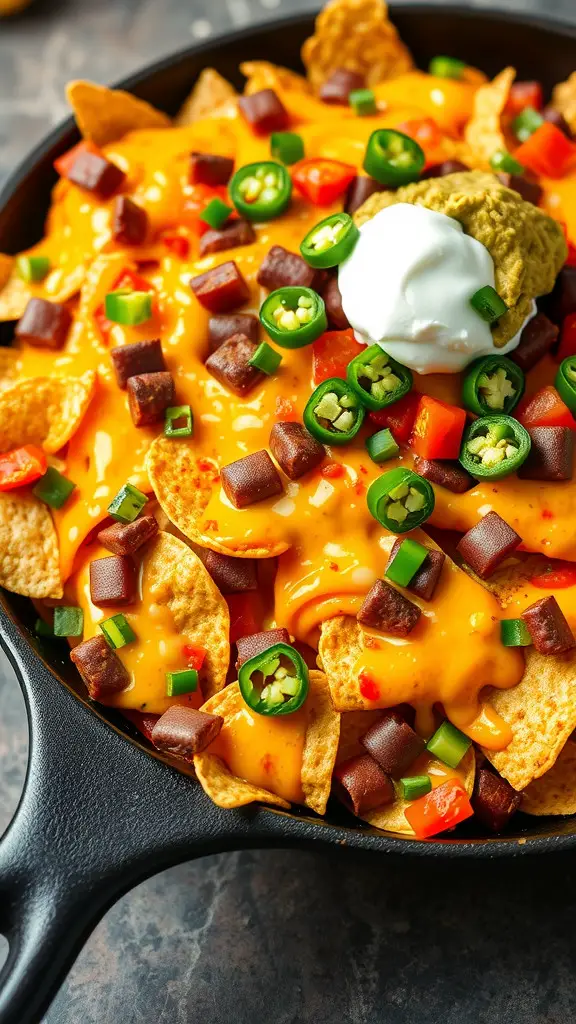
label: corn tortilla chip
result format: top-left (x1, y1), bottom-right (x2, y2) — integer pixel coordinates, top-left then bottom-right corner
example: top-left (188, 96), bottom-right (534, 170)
top-left (175, 68), bottom-right (237, 125)
top-left (0, 348), bottom-right (21, 391)
top-left (0, 269), bottom-right (31, 322)
top-left (241, 61), bottom-right (310, 96)
top-left (464, 66), bottom-right (515, 169)
top-left (463, 553), bottom-right (548, 609)
top-left (146, 532), bottom-right (229, 699)
top-left (364, 748), bottom-right (476, 835)
top-left (0, 491), bottom-right (62, 598)
top-left (0, 254), bottom-right (12, 291)
top-left (66, 80), bottom-right (170, 147)
top-left (146, 435), bottom-right (289, 558)
top-left (522, 741), bottom-right (576, 816)
top-left (0, 371), bottom-right (96, 454)
top-left (336, 710), bottom-right (383, 764)
top-left (302, 0), bottom-right (413, 93)
top-left (552, 73), bottom-right (576, 134)
top-left (319, 614), bottom-right (364, 712)
top-left (195, 671), bottom-right (339, 812)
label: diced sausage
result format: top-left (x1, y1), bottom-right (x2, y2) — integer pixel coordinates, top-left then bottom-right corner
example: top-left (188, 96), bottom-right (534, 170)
top-left (333, 754), bottom-right (394, 815)
top-left (413, 456), bottom-right (474, 494)
top-left (517, 426), bottom-right (573, 481)
top-left (497, 172), bottom-right (543, 206)
top-left (322, 275), bottom-right (350, 330)
top-left (199, 218), bottom-right (256, 258)
top-left (15, 298), bottom-right (71, 349)
top-left (510, 313), bottom-right (558, 372)
top-left (205, 333), bottom-right (265, 396)
top-left (190, 261), bottom-right (250, 313)
top-left (151, 706), bottom-right (223, 758)
top-left (387, 538), bottom-right (445, 602)
top-left (521, 595), bottom-right (575, 655)
top-left (236, 627), bottom-right (291, 668)
top-left (208, 313), bottom-right (259, 352)
top-left (357, 579), bottom-right (421, 637)
top-left (190, 152), bottom-right (234, 186)
top-left (543, 106), bottom-right (573, 139)
top-left (345, 175), bottom-right (386, 215)
top-left (238, 89), bottom-right (289, 134)
top-left (70, 635), bottom-right (129, 700)
top-left (546, 266), bottom-right (576, 325)
top-left (361, 711), bottom-right (425, 778)
top-left (97, 515), bottom-right (158, 555)
top-left (320, 68), bottom-right (364, 104)
top-left (420, 160), bottom-right (470, 179)
top-left (112, 195), bottom-right (148, 245)
top-left (220, 450), bottom-right (284, 508)
top-left (110, 338), bottom-right (166, 388)
top-left (127, 370), bottom-right (175, 427)
top-left (204, 549), bottom-right (258, 594)
top-left (66, 151), bottom-right (126, 199)
top-left (472, 768), bottom-right (521, 832)
top-left (89, 555), bottom-right (137, 607)
top-left (269, 421), bottom-right (325, 480)
top-left (456, 511), bottom-right (521, 579)
top-left (257, 245), bottom-right (320, 291)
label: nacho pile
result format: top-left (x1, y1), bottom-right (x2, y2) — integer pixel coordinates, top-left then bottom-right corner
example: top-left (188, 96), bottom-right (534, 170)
top-left (4, 0), bottom-right (576, 838)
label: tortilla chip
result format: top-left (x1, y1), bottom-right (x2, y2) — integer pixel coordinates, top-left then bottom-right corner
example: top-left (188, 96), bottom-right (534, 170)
top-left (0, 491), bottom-right (62, 598)
top-left (146, 532), bottom-right (229, 699)
top-left (483, 648), bottom-right (576, 792)
top-left (319, 614), bottom-right (364, 712)
top-left (0, 268), bottom-right (31, 322)
top-left (195, 671), bottom-right (339, 812)
top-left (522, 741), bottom-right (576, 816)
top-left (0, 348), bottom-right (21, 391)
top-left (464, 553), bottom-right (548, 608)
top-left (0, 254), bottom-right (12, 290)
top-left (552, 72), bottom-right (576, 134)
top-left (301, 0), bottom-right (413, 93)
top-left (66, 80), bottom-right (170, 146)
top-left (175, 68), bottom-right (237, 125)
top-left (464, 66), bottom-right (515, 169)
top-left (241, 61), bottom-right (310, 96)
top-left (0, 371), bottom-right (96, 454)
top-left (364, 748), bottom-right (476, 835)
top-left (146, 436), bottom-right (289, 558)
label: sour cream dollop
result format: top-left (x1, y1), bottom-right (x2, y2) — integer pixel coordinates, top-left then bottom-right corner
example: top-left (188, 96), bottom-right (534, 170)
top-left (338, 203), bottom-right (532, 374)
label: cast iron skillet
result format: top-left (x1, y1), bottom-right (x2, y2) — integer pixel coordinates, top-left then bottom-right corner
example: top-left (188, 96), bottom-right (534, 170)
top-left (1, 7), bottom-right (576, 1021)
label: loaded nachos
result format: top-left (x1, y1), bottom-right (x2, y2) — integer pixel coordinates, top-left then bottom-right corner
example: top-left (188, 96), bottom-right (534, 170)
top-left (4, 0), bottom-right (576, 838)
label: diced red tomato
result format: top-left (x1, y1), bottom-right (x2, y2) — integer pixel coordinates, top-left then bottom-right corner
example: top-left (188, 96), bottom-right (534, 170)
top-left (516, 385), bottom-right (576, 429)
top-left (53, 139), bottom-right (99, 178)
top-left (368, 391), bottom-right (421, 445)
top-left (181, 184), bottom-right (228, 236)
top-left (506, 81), bottom-right (543, 117)
top-left (396, 118), bottom-right (442, 163)
top-left (292, 159), bottom-right (356, 206)
top-left (530, 563), bottom-right (576, 589)
top-left (359, 671), bottom-right (380, 702)
top-left (275, 396), bottom-right (298, 421)
top-left (321, 461), bottom-right (345, 480)
top-left (0, 445), bottom-right (47, 492)
top-left (161, 232), bottom-right (190, 258)
top-left (226, 592), bottom-right (262, 645)
top-left (94, 267), bottom-right (155, 342)
top-left (404, 778), bottom-right (474, 838)
top-left (312, 329), bottom-right (365, 385)
top-left (557, 313), bottom-right (576, 362)
top-left (122, 710), bottom-right (160, 743)
top-left (182, 644), bottom-right (207, 671)
top-left (514, 122), bottom-right (576, 179)
top-left (411, 395), bottom-right (467, 459)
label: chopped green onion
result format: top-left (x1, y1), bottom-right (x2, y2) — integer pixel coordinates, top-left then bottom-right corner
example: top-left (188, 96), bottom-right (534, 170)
top-left (365, 428), bottom-right (399, 464)
top-left (34, 617), bottom-right (54, 638)
top-left (105, 289), bottom-right (152, 326)
top-left (164, 404), bottom-right (194, 439)
top-left (500, 618), bottom-right (532, 647)
top-left (386, 537), bottom-right (428, 588)
top-left (166, 668), bottom-right (198, 696)
top-left (513, 106), bottom-right (544, 143)
top-left (200, 197), bottom-right (233, 230)
top-left (270, 132), bottom-right (305, 165)
top-left (470, 285), bottom-right (508, 324)
top-left (248, 341), bottom-right (282, 375)
top-left (107, 482), bottom-right (148, 523)
top-left (32, 466), bottom-right (76, 509)
top-left (400, 775), bottom-right (432, 800)
top-left (428, 56), bottom-right (466, 80)
top-left (16, 255), bottom-right (50, 283)
top-left (100, 613), bottom-right (136, 650)
top-left (426, 720), bottom-right (471, 768)
top-left (53, 606), bottom-right (84, 638)
top-left (349, 88), bottom-right (377, 116)
top-left (489, 150), bottom-right (524, 175)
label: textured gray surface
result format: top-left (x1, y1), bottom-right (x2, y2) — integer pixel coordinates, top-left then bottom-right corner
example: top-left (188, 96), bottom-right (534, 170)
top-left (2, 0), bottom-right (576, 1021)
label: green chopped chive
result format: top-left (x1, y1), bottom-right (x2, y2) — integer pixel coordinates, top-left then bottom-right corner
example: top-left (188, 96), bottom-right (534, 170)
top-left (200, 197), bottom-right (233, 230)
top-left (500, 618), bottom-right (532, 647)
top-left (470, 285), bottom-right (508, 324)
top-left (164, 404), bottom-right (194, 439)
top-left (53, 606), bottom-right (84, 638)
top-left (426, 720), bottom-right (471, 768)
top-left (428, 55), bottom-right (466, 79)
top-left (349, 88), bottom-right (377, 116)
top-left (34, 617), bottom-right (54, 638)
top-left (248, 341), bottom-right (282, 375)
top-left (16, 255), bottom-right (51, 283)
top-left (489, 150), bottom-right (525, 175)
top-left (166, 668), bottom-right (198, 697)
top-left (365, 427), bottom-right (399, 464)
top-left (385, 537), bottom-right (428, 588)
top-left (107, 482), bottom-right (148, 523)
top-left (513, 106), bottom-right (544, 143)
top-left (32, 466), bottom-right (76, 509)
top-left (270, 131), bottom-right (305, 165)
top-left (104, 289), bottom-right (152, 326)
top-left (100, 613), bottom-right (136, 650)
top-left (400, 775), bottom-right (432, 800)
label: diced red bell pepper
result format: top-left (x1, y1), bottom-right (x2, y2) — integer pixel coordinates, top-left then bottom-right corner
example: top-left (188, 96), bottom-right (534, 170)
top-left (411, 395), bottom-right (467, 459)
top-left (368, 390), bottom-right (421, 445)
top-left (94, 267), bottom-right (155, 342)
top-left (358, 670), bottom-right (380, 702)
top-left (404, 777), bottom-right (474, 838)
top-left (182, 644), bottom-right (207, 671)
top-left (226, 592), bottom-right (262, 645)
top-left (514, 122), bottom-right (576, 179)
top-left (292, 159), bottom-right (356, 206)
top-left (0, 444), bottom-right (47, 492)
top-left (161, 232), bottom-right (190, 258)
top-left (517, 385), bottom-right (576, 429)
top-left (312, 329), bottom-right (365, 385)
top-left (506, 81), bottom-right (543, 117)
top-left (321, 461), bottom-right (346, 480)
top-left (54, 140), bottom-right (99, 178)
top-left (566, 242), bottom-right (576, 268)
top-left (557, 313), bottom-right (576, 362)
top-left (396, 117), bottom-right (442, 162)
top-left (274, 396), bottom-right (298, 421)
top-left (180, 184), bottom-right (228, 236)
top-left (122, 709), bottom-right (160, 743)
top-left (530, 563), bottom-right (576, 589)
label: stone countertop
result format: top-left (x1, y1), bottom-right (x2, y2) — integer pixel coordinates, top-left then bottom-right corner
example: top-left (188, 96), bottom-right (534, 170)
top-left (2, 1), bottom-right (576, 1021)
